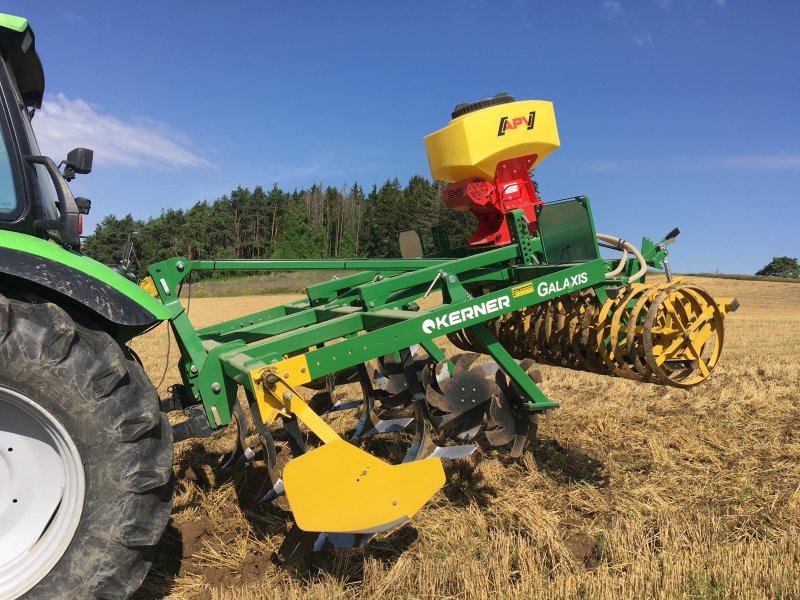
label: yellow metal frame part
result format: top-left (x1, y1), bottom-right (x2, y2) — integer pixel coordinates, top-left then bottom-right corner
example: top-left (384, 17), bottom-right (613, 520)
top-left (248, 356), bottom-right (446, 534)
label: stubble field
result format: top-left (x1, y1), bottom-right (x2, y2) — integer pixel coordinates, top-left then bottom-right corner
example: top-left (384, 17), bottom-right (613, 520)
top-left (129, 276), bottom-right (800, 600)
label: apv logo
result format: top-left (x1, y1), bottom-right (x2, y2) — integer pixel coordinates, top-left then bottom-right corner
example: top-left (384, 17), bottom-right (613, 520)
top-left (537, 272), bottom-right (589, 296)
top-left (422, 296), bottom-right (511, 334)
top-left (497, 111), bottom-right (536, 136)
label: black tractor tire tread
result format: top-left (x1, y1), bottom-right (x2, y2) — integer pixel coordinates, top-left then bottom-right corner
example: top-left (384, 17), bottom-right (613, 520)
top-left (0, 294), bottom-right (173, 600)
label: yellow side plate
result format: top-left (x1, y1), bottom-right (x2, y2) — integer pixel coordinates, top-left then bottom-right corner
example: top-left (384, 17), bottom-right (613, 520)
top-left (283, 439), bottom-right (445, 534)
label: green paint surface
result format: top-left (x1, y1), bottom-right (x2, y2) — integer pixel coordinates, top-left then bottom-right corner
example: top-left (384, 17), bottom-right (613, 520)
top-left (0, 230), bottom-right (171, 319)
top-left (0, 13), bottom-right (28, 33)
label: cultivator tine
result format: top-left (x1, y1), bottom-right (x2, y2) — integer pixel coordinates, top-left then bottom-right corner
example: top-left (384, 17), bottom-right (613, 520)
top-left (352, 363), bottom-right (413, 438)
top-left (262, 478), bottom-right (285, 502)
top-left (283, 416), bottom-right (307, 455)
top-left (221, 402), bottom-right (256, 470)
top-left (236, 389), bottom-right (289, 504)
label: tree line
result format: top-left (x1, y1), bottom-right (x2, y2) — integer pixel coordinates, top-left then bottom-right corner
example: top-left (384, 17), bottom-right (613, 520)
top-left (84, 176), bottom-right (476, 276)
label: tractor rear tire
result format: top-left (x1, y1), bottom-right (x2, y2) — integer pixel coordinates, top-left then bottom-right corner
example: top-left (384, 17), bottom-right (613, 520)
top-left (0, 295), bottom-right (174, 599)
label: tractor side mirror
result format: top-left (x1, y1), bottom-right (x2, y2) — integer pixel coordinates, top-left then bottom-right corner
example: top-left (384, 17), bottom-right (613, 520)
top-left (74, 197), bottom-right (91, 215)
top-left (62, 147), bottom-right (93, 181)
top-left (399, 229), bottom-right (424, 259)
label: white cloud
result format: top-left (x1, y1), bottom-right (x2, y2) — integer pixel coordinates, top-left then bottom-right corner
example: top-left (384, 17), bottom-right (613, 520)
top-left (587, 154), bottom-right (800, 172)
top-left (32, 93), bottom-right (210, 169)
top-left (602, 0), bottom-right (623, 18)
top-left (586, 153), bottom-right (800, 173)
top-left (633, 32), bottom-right (654, 46)
top-left (704, 154), bottom-right (800, 170)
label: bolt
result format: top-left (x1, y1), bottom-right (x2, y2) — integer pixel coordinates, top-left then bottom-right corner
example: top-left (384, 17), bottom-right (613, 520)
top-left (301, 367), bottom-right (307, 373)
top-left (190, 365), bottom-right (198, 375)
top-left (176, 261), bottom-right (185, 271)
top-left (460, 398), bottom-right (465, 403)
top-left (448, 275), bottom-right (456, 284)
top-left (211, 382), bottom-right (221, 393)
top-left (361, 469), bottom-right (368, 476)
top-left (284, 372), bottom-right (290, 378)
top-left (283, 391), bottom-right (293, 401)
top-left (393, 500), bottom-right (398, 506)
top-left (472, 388), bottom-right (476, 392)
top-left (369, 301), bottom-right (375, 308)
top-left (461, 387), bottom-right (465, 392)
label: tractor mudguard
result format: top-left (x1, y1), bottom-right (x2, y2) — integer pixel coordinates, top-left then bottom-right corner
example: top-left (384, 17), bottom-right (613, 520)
top-left (0, 231), bottom-right (172, 332)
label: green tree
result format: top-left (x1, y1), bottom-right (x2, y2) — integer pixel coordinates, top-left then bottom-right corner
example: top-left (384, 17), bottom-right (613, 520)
top-left (83, 214), bottom-right (145, 267)
top-left (271, 196), bottom-right (322, 259)
top-left (755, 256), bottom-right (800, 278)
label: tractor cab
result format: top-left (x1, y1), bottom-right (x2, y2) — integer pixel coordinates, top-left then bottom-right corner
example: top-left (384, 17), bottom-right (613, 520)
top-left (0, 13), bottom-right (92, 250)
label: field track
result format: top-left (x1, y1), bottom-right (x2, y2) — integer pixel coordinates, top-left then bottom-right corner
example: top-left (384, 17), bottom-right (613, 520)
top-left (129, 276), bottom-right (800, 599)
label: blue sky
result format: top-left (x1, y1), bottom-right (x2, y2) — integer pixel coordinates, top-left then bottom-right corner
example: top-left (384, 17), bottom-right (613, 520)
top-left (5, 0), bottom-right (799, 274)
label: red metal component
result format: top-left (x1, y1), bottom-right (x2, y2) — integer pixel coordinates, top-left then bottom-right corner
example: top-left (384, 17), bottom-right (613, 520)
top-left (443, 153), bottom-right (541, 246)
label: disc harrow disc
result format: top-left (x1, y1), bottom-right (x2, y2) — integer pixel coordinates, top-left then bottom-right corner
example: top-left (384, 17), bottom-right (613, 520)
top-left (485, 368), bottom-right (539, 457)
top-left (424, 354), bottom-right (497, 436)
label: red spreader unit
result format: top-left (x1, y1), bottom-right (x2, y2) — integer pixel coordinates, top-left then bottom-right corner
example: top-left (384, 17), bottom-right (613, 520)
top-left (444, 153), bottom-right (542, 246)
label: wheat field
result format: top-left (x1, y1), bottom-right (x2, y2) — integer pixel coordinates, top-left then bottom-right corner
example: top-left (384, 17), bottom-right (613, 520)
top-left (129, 276), bottom-right (800, 600)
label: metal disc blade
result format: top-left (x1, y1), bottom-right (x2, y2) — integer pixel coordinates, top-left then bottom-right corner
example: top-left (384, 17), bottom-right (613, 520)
top-left (488, 394), bottom-right (515, 432)
top-left (485, 429), bottom-right (515, 446)
top-left (361, 417), bottom-right (414, 436)
top-left (429, 444), bottom-right (478, 459)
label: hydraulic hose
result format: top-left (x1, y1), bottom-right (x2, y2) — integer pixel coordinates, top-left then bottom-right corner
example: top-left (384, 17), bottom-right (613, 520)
top-left (597, 233), bottom-right (647, 282)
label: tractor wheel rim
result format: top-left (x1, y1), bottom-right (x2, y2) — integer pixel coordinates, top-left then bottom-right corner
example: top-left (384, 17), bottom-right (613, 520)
top-left (0, 385), bottom-right (86, 599)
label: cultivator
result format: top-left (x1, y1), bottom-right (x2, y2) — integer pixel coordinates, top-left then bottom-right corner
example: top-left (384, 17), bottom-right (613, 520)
top-left (146, 94), bottom-right (737, 556)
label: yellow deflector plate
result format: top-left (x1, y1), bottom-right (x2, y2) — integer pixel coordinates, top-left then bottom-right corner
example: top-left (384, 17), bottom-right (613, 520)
top-left (283, 439), bottom-right (445, 533)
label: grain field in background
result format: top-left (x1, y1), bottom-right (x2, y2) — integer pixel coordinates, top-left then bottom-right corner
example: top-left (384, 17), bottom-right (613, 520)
top-left (130, 276), bottom-right (800, 600)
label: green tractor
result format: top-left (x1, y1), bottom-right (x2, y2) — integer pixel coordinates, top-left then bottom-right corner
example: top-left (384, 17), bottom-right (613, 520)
top-left (0, 14), bottom-right (173, 600)
top-left (0, 13), bottom-right (738, 600)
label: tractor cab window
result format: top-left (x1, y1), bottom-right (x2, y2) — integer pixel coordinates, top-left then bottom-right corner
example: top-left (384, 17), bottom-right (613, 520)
top-left (17, 106), bottom-right (58, 223)
top-left (0, 129), bottom-right (16, 216)
top-left (0, 56), bottom-right (58, 224)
